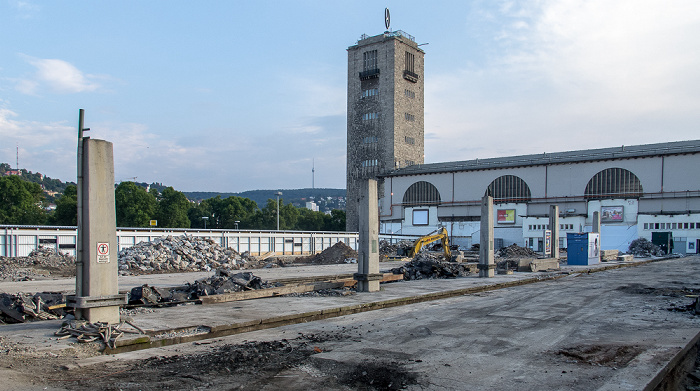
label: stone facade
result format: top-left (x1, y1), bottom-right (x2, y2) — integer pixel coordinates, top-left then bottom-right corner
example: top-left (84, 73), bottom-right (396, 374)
top-left (346, 31), bottom-right (425, 231)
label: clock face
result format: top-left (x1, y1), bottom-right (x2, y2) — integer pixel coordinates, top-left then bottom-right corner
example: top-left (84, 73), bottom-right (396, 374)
top-left (385, 8), bottom-right (390, 30)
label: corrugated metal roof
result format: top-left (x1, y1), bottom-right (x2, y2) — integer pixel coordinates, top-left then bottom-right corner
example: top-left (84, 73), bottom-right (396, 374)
top-left (382, 139), bottom-right (700, 177)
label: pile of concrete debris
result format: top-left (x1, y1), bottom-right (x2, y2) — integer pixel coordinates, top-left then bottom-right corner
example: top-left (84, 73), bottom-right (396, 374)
top-left (379, 240), bottom-right (414, 257)
top-left (628, 238), bottom-right (665, 257)
top-left (0, 247), bottom-right (75, 281)
top-left (118, 235), bottom-right (256, 274)
top-left (390, 253), bottom-right (472, 280)
top-left (0, 292), bottom-right (65, 324)
top-left (297, 242), bottom-right (358, 265)
top-left (496, 244), bottom-right (537, 258)
top-left (129, 269), bottom-right (276, 305)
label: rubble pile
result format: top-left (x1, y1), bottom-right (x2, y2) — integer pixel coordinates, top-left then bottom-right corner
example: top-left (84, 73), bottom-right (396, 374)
top-left (299, 242), bottom-right (358, 264)
top-left (379, 240), bottom-right (414, 257)
top-left (390, 253), bottom-right (472, 280)
top-left (118, 235), bottom-right (252, 274)
top-left (129, 270), bottom-right (276, 305)
top-left (628, 238), bottom-right (665, 257)
top-left (0, 247), bottom-right (75, 281)
top-left (0, 292), bottom-right (65, 324)
top-left (496, 244), bottom-right (537, 258)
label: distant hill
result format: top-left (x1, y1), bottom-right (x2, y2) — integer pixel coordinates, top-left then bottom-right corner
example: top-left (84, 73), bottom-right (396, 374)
top-left (185, 188), bottom-right (346, 211)
top-left (1, 162), bottom-right (346, 211)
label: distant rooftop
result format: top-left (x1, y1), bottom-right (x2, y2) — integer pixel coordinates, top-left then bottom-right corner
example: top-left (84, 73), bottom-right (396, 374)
top-left (382, 139), bottom-right (700, 177)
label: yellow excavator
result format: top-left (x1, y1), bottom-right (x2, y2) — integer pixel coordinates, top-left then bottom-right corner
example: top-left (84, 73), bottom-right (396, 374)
top-left (408, 227), bottom-right (452, 260)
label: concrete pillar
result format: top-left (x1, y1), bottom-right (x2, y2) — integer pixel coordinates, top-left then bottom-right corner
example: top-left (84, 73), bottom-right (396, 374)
top-left (354, 179), bottom-right (382, 292)
top-left (592, 211), bottom-right (601, 233)
top-left (478, 195), bottom-right (495, 278)
top-left (71, 139), bottom-right (124, 324)
top-left (549, 205), bottom-right (559, 259)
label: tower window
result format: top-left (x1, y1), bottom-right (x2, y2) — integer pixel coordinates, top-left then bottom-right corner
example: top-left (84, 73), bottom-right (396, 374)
top-left (362, 112), bottom-right (379, 121)
top-left (363, 50), bottom-right (378, 71)
top-left (405, 51), bottom-right (415, 73)
top-left (361, 159), bottom-right (378, 167)
top-left (405, 89), bottom-right (415, 99)
top-left (405, 113), bottom-right (415, 122)
top-left (405, 136), bottom-right (415, 145)
top-left (362, 88), bottom-right (379, 98)
top-left (363, 136), bottom-right (378, 144)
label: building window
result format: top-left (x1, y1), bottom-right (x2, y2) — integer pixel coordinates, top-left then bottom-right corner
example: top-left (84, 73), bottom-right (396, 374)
top-left (585, 168), bottom-right (643, 199)
top-left (362, 112), bottom-right (379, 121)
top-left (486, 175), bottom-right (532, 202)
top-left (644, 223), bottom-right (649, 230)
top-left (403, 181), bottom-right (441, 206)
top-left (362, 88), bottom-right (379, 98)
top-left (405, 136), bottom-right (415, 145)
top-left (691, 223), bottom-right (696, 229)
top-left (405, 89), bottom-right (415, 99)
top-left (405, 113), bottom-right (415, 122)
top-left (363, 136), bottom-right (378, 144)
top-left (405, 51), bottom-right (415, 73)
top-left (363, 50), bottom-right (378, 71)
top-left (361, 159), bottom-right (378, 168)
top-left (405, 160), bottom-right (415, 166)
top-left (412, 209), bottom-right (429, 226)
top-left (403, 51), bottom-right (418, 82)
top-left (684, 223), bottom-right (689, 229)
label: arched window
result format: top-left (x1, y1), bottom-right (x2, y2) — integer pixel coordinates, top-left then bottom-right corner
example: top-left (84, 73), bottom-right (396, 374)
top-left (485, 175), bottom-right (531, 202)
top-left (403, 181), bottom-right (441, 206)
top-left (585, 168), bottom-right (643, 199)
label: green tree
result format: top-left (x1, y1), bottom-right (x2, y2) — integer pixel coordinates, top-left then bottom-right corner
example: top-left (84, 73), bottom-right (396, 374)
top-left (154, 187), bottom-right (191, 228)
top-left (50, 184), bottom-right (77, 226)
top-left (0, 175), bottom-right (47, 225)
top-left (325, 209), bottom-right (346, 231)
top-left (296, 208), bottom-right (326, 231)
top-left (115, 182), bottom-right (156, 227)
top-left (189, 196), bottom-right (260, 229)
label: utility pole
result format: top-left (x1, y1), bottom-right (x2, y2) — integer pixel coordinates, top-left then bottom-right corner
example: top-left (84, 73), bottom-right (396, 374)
top-left (275, 191), bottom-right (283, 230)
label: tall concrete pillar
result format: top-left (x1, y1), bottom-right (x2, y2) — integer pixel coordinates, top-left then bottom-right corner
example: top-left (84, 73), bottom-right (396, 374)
top-left (592, 211), bottom-right (601, 234)
top-left (549, 205), bottom-right (559, 259)
top-left (478, 195), bottom-right (495, 278)
top-left (354, 179), bottom-right (382, 292)
top-left (70, 138), bottom-right (125, 324)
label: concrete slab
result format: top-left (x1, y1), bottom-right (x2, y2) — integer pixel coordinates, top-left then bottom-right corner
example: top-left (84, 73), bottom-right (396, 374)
top-left (6, 255), bottom-right (692, 391)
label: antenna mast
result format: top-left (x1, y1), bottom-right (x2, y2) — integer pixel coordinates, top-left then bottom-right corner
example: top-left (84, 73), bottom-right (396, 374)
top-left (312, 158), bottom-right (315, 189)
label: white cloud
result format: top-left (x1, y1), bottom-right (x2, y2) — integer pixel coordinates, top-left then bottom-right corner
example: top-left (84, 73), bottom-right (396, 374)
top-left (425, 0), bottom-right (700, 163)
top-left (17, 57), bottom-right (101, 94)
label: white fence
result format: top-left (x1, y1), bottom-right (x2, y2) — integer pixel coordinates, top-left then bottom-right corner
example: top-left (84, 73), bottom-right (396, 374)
top-left (0, 225), bottom-right (417, 258)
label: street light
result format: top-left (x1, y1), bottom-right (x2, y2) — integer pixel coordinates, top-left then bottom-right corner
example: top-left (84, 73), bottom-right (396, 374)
top-left (202, 216), bottom-right (209, 229)
top-left (275, 191), bottom-right (283, 231)
top-left (234, 220), bottom-right (240, 230)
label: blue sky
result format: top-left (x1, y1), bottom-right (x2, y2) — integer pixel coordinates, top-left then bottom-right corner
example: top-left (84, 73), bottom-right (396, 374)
top-left (1, 1), bottom-right (699, 192)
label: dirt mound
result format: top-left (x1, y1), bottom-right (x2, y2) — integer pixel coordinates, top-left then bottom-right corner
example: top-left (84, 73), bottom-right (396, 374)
top-left (0, 247), bottom-right (75, 281)
top-left (379, 240), bottom-right (413, 257)
top-left (390, 253), bottom-right (472, 280)
top-left (628, 238), bottom-right (665, 257)
top-left (496, 244), bottom-right (537, 258)
top-left (299, 242), bottom-right (358, 265)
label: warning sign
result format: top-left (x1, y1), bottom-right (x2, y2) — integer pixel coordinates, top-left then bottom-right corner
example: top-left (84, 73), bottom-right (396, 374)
top-left (97, 242), bottom-right (110, 263)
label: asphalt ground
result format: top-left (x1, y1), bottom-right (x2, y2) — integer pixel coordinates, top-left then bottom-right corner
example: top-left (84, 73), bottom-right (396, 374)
top-left (1, 256), bottom-right (699, 390)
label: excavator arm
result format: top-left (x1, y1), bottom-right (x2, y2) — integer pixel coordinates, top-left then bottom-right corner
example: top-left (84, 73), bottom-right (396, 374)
top-left (408, 227), bottom-right (452, 260)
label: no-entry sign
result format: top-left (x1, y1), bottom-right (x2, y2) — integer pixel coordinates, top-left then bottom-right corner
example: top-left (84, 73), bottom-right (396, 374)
top-left (97, 242), bottom-right (110, 263)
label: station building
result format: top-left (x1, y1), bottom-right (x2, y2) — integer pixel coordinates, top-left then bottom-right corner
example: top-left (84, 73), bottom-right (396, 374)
top-left (346, 30), bottom-right (700, 254)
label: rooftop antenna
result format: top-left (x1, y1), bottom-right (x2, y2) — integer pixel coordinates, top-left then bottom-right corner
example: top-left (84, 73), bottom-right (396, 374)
top-left (16, 143), bottom-right (19, 171)
top-left (312, 158), bottom-right (315, 189)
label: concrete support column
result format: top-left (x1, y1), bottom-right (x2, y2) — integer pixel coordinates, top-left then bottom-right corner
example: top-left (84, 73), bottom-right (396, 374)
top-left (478, 195), bottom-right (495, 278)
top-left (549, 205), bottom-right (559, 259)
top-left (592, 211), bottom-right (601, 234)
top-left (354, 179), bottom-right (382, 292)
top-left (71, 139), bottom-right (124, 324)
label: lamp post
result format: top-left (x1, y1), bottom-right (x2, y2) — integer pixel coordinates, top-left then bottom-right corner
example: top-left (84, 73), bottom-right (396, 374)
top-left (275, 191), bottom-right (283, 231)
top-left (202, 216), bottom-right (209, 229)
top-left (234, 220), bottom-right (240, 230)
